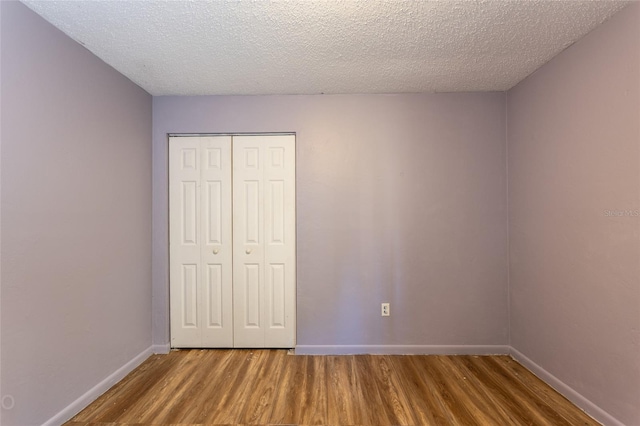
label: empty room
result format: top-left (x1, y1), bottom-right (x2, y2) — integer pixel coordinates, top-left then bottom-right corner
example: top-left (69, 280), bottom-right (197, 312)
top-left (1, 1), bottom-right (638, 425)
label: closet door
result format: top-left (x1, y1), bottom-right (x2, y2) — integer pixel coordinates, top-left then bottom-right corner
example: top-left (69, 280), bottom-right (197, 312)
top-left (169, 136), bottom-right (233, 347)
top-left (233, 135), bottom-right (296, 348)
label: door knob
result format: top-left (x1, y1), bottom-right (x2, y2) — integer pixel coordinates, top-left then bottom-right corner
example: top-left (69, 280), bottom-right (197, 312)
top-left (213, 248), bottom-right (220, 254)
top-left (246, 248), bottom-right (252, 254)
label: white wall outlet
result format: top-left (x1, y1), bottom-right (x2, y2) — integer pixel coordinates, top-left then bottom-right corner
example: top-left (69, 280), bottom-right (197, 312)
top-left (381, 302), bottom-right (390, 316)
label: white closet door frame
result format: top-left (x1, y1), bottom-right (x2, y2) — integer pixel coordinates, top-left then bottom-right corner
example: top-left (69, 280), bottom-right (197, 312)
top-left (233, 134), bottom-right (296, 348)
top-left (169, 135), bottom-right (233, 348)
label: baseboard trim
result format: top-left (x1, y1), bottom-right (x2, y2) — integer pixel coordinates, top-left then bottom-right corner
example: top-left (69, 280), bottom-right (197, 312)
top-left (509, 347), bottom-right (623, 426)
top-left (42, 346), bottom-right (154, 426)
top-left (294, 344), bottom-right (510, 355)
top-left (151, 343), bottom-right (171, 354)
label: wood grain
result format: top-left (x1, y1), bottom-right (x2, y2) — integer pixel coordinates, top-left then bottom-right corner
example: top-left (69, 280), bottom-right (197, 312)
top-left (67, 350), bottom-right (601, 426)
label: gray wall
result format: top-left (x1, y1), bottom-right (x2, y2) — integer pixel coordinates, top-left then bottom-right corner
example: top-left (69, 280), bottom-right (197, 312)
top-left (507, 3), bottom-right (640, 425)
top-left (1, 3), bottom-right (152, 425)
top-left (153, 93), bottom-right (509, 349)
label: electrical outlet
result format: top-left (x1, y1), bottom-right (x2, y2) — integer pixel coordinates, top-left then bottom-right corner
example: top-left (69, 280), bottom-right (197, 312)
top-left (381, 302), bottom-right (390, 316)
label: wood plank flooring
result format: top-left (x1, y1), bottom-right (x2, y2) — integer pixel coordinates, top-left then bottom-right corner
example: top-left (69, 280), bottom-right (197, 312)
top-left (66, 349), bottom-right (600, 426)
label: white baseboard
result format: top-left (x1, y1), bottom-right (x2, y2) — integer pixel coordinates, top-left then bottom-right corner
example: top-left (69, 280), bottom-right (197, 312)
top-left (294, 344), bottom-right (510, 355)
top-left (151, 343), bottom-right (171, 354)
top-left (42, 346), bottom-right (154, 426)
top-left (510, 347), bottom-right (623, 426)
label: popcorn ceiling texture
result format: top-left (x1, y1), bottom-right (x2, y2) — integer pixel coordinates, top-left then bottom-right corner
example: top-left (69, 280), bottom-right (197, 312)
top-left (22, 1), bottom-right (629, 96)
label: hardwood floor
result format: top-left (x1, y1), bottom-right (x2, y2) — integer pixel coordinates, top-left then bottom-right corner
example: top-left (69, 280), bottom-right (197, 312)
top-left (66, 349), bottom-right (600, 426)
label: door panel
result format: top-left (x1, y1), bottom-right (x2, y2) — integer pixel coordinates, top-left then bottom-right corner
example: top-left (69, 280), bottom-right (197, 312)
top-left (205, 181), bottom-right (222, 244)
top-left (180, 182), bottom-right (198, 245)
top-left (268, 180), bottom-right (285, 244)
top-left (233, 135), bottom-right (295, 348)
top-left (181, 264), bottom-right (198, 327)
top-left (233, 138), bottom-right (265, 347)
top-left (244, 264), bottom-right (261, 328)
top-left (170, 135), bottom-right (232, 348)
top-left (170, 137), bottom-right (201, 346)
top-left (206, 264), bottom-right (223, 327)
top-left (268, 263), bottom-right (286, 328)
top-left (200, 136), bottom-right (233, 347)
top-left (263, 136), bottom-right (296, 347)
top-left (244, 180), bottom-right (261, 245)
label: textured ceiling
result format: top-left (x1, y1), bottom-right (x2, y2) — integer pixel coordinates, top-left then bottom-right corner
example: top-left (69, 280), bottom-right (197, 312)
top-left (22, 0), bottom-right (628, 96)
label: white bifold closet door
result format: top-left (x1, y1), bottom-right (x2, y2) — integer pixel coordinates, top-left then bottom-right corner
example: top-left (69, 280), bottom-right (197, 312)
top-left (169, 134), bottom-right (296, 348)
top-left (232, 135), bottom-right (296, 348)
top-left (169, 136), bottom-right (233, 348)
